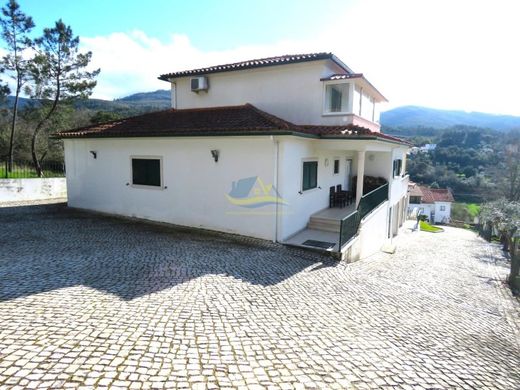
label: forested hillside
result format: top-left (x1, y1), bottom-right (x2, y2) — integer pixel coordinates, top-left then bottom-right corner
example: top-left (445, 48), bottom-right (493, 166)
top-left (384, 125), bottom-right (520, 203)
top-left (0, 90), bottom-right (170, 163)
top-left (381, 106), bottom-right (520, 131)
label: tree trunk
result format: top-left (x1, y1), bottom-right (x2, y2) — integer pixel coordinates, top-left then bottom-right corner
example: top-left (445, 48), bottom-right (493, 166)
top-left (501, 234), bottom-right (509, 252)
top-left (7, 81), bottom-right (21, 173)
top-left (31, 129), bottom-right (43, 178)
top-left (30, 76), bottom-right (60, 178)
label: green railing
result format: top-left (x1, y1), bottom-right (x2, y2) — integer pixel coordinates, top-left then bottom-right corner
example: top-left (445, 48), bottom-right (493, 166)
top-left (338, 183), bottom-right (389, 250)
top-left (338, 210), bottom-right (360, 249)
top-left (358, 183), bottom-right (389, 220)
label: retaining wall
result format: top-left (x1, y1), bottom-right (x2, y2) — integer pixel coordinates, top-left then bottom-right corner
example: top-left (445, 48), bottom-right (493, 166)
top-left (0, 178), bottom-right (67, 202)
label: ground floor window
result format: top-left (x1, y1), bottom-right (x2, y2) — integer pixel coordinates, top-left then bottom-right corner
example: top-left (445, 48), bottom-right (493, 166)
top-left (333, 159), bottom-right (340, 174)
top-left (302, 160), bottom-right (318, 191)
top-left (132, 157), bottom-right (162, 187)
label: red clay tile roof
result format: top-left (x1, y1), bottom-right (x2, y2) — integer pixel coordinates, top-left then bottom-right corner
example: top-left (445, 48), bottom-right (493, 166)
top-left (158, 52), bottom-right (346, 81)
top-left (430, 188), bottom-right (455, 202)
top-left (408, 184), bottom-right (423, 197)
top-left (299, 125), bottom-right (411, 144)
top-left (54, 104), bottom-right (408, 146)
top-left (412, 185), bottom-right (454, 203)
top-left (55, 104), bottom-right (296, 138)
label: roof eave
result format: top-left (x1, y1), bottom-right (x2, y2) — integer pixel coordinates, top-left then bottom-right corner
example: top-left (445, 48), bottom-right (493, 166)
top-left (54, 130), bottom-right (321, 140)
top-left (320, 134), bottom-right (410, 146)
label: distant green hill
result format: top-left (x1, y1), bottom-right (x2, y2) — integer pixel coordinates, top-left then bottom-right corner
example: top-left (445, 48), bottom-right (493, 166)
top-left (116, 89), bottom-right (170, 103)
top-left (381, 105), bottom-right (520, 131)
top-left (6, 92), bottom-right (520, 132)
top-left (3, 89), bottom-right (171, 116)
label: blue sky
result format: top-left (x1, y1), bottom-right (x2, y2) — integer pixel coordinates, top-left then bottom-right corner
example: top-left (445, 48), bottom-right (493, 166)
top-left (13, 0), bottom-right (520, 115)
top-left (20, 0), bottom-right (348, 51)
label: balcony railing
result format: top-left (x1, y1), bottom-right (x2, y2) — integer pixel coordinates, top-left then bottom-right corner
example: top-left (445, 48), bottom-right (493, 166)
top-left (338, 210), bottom-right (360, 249)
top-left (338, 183), bottom-right (388, 250)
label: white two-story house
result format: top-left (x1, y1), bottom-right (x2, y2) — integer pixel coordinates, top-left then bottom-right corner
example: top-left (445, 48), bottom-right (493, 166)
top-left (57, 53), bottom-right (410, 261)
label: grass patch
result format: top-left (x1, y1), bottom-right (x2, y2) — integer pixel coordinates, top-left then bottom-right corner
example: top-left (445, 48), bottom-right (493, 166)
top-left (452, 202), bottom-right (481, 223)
top-left (0, 169), bottom-right (39, 178)
top-left (466, 203), bottom-right (480, 218)
top-left (0, 168), bottom-right (64, 179)
top-left (420, 220), bottom-right (444, 233)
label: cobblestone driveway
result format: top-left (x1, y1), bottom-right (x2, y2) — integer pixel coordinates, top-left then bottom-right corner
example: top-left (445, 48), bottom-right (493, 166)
top-left (1, 202), bottom-right (519, 389)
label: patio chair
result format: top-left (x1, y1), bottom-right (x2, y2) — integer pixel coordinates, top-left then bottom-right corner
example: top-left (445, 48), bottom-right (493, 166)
top-left (329, 186), bottom-right (336, 208)
top-left (335, 184), bottom-right (347, 208)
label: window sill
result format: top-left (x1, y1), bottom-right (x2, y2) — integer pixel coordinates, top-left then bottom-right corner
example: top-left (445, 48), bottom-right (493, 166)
top-left (300, 187), bottom-right (320, 194)
top-left (322, 111), bottom-right (352, 117)
top-left (130, 184), bottom-right (166, 190)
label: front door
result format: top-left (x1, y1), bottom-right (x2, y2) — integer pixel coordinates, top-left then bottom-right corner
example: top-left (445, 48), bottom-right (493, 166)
top-left (345, 159), bottom-right (352, 190)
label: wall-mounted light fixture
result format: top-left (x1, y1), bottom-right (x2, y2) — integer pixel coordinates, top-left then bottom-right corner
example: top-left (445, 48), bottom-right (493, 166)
top-left (368, 154), bottom-right (375, 161)
top-left (211, 149), bottom-right (219, 162)
top-left (90, 151), bottom-right (97, 159)
top-left (324, 158), bottom-right (329, 167)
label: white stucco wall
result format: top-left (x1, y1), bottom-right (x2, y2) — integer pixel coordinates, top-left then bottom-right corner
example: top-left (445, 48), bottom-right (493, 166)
top-left (0, 178), bottom-right (66, 202)
top-left (388, 148), bottom-right (409, 206)
top-left (276, 137), bottom-right (356, 240)
top-left (172, 61), bottom-right (381, 127)
top-left (408, 203), bottom-right (433, 220)
top-left (364, 151), bottom-right (390, 179)
top-left (64, 137), bottom-right (278, 240)
top-left (358, 201), bottom-right (389, 259)
top-left (276, 137), bottom-right (400, 240)
top-left (64, 135), bottom-right (407, 243)
top-left (407, 202), bottom-right (450, 224)
top-left (434, 202), bottom-right (451, 223)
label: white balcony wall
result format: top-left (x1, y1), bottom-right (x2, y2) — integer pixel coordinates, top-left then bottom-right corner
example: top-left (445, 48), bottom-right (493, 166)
top-left (361, 92), bottom-right (373, 121)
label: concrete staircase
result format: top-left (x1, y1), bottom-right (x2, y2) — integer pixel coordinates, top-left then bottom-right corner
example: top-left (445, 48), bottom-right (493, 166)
top-left (307, 215), bottom-right (341, 233)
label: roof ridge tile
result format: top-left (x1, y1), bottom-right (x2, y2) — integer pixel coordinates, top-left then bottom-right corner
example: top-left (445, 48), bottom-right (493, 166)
top-left (159, 52), bottom-right (334, 80)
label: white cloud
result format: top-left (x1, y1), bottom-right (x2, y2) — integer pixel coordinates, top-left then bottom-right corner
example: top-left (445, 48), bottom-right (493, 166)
top-left (81, 0), bottom-right (520, 115)
top-left (81, 31), bottom-right (320, 100)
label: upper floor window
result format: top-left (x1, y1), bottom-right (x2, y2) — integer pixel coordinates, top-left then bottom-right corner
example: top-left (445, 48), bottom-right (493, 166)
top-left (325, 84), bottom-right (349, 113)
top-left (393, 159), bottom-right (403, 177)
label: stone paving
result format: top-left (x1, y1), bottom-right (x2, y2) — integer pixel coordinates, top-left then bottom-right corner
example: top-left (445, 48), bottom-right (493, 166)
top-left (0, 202), bottom-right (519, 389)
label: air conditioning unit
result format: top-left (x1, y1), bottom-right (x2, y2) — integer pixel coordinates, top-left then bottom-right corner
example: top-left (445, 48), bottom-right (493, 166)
top-left (191, 76), bottom-right (208, 92)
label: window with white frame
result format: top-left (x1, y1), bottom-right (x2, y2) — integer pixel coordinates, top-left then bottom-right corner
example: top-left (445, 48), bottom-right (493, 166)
top-left (324, 83), bottom-right (349, 113)
top-left (440, 205), bottom-right (446, 211)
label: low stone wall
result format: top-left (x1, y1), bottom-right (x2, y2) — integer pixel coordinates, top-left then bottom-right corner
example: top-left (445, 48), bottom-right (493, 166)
top-left (0, 178), bottom-right (67, 203)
